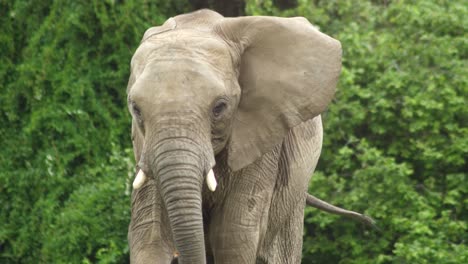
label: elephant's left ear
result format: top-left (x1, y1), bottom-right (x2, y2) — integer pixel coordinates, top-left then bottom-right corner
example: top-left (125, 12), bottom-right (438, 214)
top-left (215, 16), bottom-right (342, 171)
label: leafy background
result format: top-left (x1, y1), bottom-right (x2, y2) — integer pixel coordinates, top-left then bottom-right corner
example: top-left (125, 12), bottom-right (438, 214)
top-left (1, 0), bottom-right (466, 263)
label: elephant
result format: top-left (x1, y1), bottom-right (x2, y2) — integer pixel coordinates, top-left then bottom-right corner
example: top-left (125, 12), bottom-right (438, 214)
top-left (126, 9), bottom-right (371, 264)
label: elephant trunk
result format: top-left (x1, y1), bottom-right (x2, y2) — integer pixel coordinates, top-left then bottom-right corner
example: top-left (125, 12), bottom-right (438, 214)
top-left (153, 136), bottom-right (208, 264)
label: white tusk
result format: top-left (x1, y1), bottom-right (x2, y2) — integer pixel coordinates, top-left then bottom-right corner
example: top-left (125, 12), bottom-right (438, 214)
top-left (133, 169), bottom-right (147, 189)
top-left (206, 169), bottom-right (217, 192)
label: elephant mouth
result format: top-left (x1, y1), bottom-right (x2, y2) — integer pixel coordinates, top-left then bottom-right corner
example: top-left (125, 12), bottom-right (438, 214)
top-left (212, 136), bottom-right (224, 143)
top-left (212, 136), bottom-right (227, 155)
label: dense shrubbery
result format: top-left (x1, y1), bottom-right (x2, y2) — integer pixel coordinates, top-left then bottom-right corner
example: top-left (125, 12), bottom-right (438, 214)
top-left (1, 0), bottom-right (466, 263)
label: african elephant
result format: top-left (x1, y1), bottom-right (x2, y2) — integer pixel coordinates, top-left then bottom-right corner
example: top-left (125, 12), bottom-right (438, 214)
top-left (126, 9), bottom-right (348, 264)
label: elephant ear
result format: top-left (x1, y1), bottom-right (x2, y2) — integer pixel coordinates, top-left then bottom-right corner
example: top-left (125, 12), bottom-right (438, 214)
top-left (215, 16), bottom-right (342, 171)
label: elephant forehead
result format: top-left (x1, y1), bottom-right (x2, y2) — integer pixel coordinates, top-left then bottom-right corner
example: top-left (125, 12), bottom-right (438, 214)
top-left (128, 31), bottom-right (236, 114)
top-left (129, 58), bottom-right (226, 110)
top-left (133, 31), bottom-right (233, 74)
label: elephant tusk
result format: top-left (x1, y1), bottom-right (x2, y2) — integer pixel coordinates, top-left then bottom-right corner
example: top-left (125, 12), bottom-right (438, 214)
top-left (206, 169), bottom-right (217, 192)
top-left (133, 169), bottom-right (147, 189)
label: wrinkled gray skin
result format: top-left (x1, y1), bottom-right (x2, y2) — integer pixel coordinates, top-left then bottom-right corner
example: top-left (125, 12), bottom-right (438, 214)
top-left (127, 9), bottom-right (347, 264)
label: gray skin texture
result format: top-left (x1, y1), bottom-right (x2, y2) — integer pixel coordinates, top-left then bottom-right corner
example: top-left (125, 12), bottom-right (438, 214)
top-left (127, 9), bottom-right (342, 264)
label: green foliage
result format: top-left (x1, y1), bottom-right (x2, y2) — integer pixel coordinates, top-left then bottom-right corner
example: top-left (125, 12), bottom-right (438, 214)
top-left (1, 0), bottom-right (466, 263)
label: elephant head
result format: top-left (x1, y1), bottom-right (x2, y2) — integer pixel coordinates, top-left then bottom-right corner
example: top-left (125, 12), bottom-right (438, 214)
top-left (127, 9), bottom-right (341, 263)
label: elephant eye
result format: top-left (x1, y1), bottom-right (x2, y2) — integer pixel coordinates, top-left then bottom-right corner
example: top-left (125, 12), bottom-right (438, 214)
top-left (132, 102), bottom-right (142, 118)
top-left (212, 100), bottom-right (227, 118)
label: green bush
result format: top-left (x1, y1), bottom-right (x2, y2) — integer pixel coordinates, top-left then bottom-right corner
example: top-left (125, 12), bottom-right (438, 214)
top-left (1, 0), bottom-right (466, 263)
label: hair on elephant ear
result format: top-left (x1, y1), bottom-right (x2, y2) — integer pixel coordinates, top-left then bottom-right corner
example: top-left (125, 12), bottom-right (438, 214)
top-left (213, 16), bottom-right (342, 171)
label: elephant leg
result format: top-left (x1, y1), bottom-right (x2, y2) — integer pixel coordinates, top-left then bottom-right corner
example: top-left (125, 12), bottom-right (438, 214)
top-left (257, 161), bottom-right (310, 264)
top-left (208, 155), bottom-right (278, 263)
top-left (128, 177), bottom-right (174, 263)
top-left (257, 200), bottom-right (306, 264)
top-left (258, 117), bottom-right (323, 263)
top-left (255, 164), bottom-right (311, 263)
top-left (280, 207), bottom-right (306, 264)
